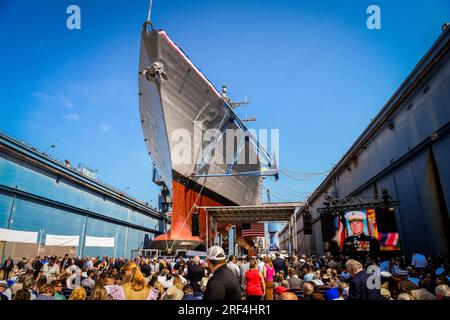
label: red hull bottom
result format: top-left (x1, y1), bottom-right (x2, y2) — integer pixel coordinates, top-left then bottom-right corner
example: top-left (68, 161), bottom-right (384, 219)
top-left (150, 178), bottom-right (228, 253)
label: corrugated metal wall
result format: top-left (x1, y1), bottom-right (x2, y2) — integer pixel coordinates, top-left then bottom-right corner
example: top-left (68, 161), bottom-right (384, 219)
top-left (0, 145), bottom-right (168, 259)
top-left (280, 29), bottom-right (450, 257)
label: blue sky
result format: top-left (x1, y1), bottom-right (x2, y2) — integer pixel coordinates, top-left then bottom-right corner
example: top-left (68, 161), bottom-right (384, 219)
top-left (1, 0), bottom-right (449, 205)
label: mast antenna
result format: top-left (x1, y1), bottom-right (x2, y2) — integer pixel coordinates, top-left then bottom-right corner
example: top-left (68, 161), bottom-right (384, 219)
top-left (147, 0), bottom-right (154, 22)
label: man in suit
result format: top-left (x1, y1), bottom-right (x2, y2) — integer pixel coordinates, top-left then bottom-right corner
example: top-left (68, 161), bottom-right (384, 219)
top-left (33, 256), bottom-right (44, 279)
top-left (2, 257), bottom-right (14, 280)
top-left (346, 259), bottom-right (380, 300)
top-left (61, 254), bottom-right (70, 270)
top-left (187, 256), bottom-right (204, 294)
top-left (140, 258), bottom-right (151, 277)
top-left (273, 252), bottom-right (287, 275)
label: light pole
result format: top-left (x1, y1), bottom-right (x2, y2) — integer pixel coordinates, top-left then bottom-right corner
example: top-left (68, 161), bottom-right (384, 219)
top-left (37, 229), bottom-right (45, 257)
top-left (79, 219), bottom-right (87, 257)
top-left (113, 227), bottom-right (119, 258)
top-left (1, 195), bottom-right (16, 263)
top-left (139, 216), bottom-right (154, 253)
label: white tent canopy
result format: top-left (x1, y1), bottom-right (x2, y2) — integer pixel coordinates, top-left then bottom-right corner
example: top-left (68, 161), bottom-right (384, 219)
top-left (45, 234), bottom-right (79, 247)
top-left (0, 228), bottom-right (38, 244)
top-left (186, 250), bottom-right (207, 257)
top-left (85, 235), bottom-right (115, 248)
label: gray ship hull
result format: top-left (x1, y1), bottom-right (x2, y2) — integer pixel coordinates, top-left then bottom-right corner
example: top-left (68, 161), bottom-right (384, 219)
top-left (138, 26), bottom-right (262, 206)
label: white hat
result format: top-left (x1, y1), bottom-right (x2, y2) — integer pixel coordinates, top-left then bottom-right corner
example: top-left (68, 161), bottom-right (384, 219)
top-left (398, 293), bottom-right (412, 300)
top-left (161, 285), bottom-right (184, 300)
top-left (410, 288), bottom-right (436, 300)
top-left (199, 277), bottom-right (209, 291)
top-left (0, 280), bottom-right (8, 287)
top-left (381, 271), bottom-right (392, 278)
top-left (300, 259), bottom-right (306, 263)
top-left (395, 269), bottom-right (409, 276)
top-left (381, 288), bottom-right (391, 298)
top-left (206, 246), bottom-right (226, 261)
top-left (311, 279), bottom-right (324, 286)
top-left (344, 211), bottom-right (366, 221)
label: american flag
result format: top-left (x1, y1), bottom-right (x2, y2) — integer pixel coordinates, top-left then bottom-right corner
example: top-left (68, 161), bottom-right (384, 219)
top-left (241, 223), bottom-right (265, 238)
top-left (380, 232), bottom-right (400, 250)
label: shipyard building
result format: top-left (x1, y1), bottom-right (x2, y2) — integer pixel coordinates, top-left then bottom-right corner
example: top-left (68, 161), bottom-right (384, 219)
top-left (0, 132), bottom-right (169, 260)
top-left (279, 26), bottom-right (450, 257)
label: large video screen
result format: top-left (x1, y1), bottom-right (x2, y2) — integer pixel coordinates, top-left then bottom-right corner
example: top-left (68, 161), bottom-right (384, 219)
top-left (321, 207), bottom-right (401, 254)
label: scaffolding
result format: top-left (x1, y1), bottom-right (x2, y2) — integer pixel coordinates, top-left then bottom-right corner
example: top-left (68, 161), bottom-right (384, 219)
top-left (202, 202), bottom-right (304, 255)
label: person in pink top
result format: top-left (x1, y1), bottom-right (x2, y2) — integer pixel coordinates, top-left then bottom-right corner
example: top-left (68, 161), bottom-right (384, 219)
top-left (245, 260), bottom-right (265, 300)
top-left (263, 256), bottom-right (275, 300)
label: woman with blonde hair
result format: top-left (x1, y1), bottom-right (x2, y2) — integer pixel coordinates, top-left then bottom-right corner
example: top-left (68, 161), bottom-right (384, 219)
top-left (120, 262), bottom-right (151, 300)
top-left (68, 287), bottom-right (86, 300)
top-left (173, 275), bottom-right (185, 290)
top-left (89, 286), bottom-right (109, 300)
top-left (154, 281), bottom-right (165, 298)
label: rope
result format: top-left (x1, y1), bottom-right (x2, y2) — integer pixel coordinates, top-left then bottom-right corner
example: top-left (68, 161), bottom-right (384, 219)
top-left (169, 177), bottom-right (207, 251)
top-left (280, 168), bottom-right (332, 176)
top-left (272, 183), bottom-right (311, 198)
top-left (280, 170), bottom-right (331, 181)
top-left (147, 0), bottom-right (154, 22)
top-left (268, 189), bottom-right (290, 202)
top-left (279, 168), bottom-right (332, 181)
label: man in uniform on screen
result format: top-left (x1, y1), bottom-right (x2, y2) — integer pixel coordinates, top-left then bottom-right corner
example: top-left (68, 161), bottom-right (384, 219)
top-left (342, 211), bottom-right (380, 262)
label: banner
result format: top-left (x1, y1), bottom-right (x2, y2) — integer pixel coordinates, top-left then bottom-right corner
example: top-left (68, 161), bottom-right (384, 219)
top-left (0, 228), bottom-right (38, 244)
top-left (45, 234), bottom-right (79, 246)
top-left (85, 235), bottom-right (115, 247)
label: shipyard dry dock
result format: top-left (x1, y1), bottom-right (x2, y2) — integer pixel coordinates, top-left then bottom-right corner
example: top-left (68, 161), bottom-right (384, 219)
top-left (279, 25), bottom-right (450, 257)
top-left (0, 132), bottom-right (170, 260)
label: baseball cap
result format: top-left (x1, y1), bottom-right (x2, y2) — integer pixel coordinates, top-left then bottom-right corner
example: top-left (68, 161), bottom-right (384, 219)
top-left (311, 279), bottom-right (324, 286)
top-left (395, 269), bottom-right (409, 276)
top-left (275, 286), bottom-right (287, 295)
top-left (206, 246), bottom-right (226, 261)
top-left (304, 273), bottom-right (314, 282)
top-left (436, 268), bottom-right (445, 276)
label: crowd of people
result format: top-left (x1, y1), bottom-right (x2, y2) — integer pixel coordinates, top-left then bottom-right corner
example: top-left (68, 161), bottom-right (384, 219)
top-left (1, 247), bottom-right (449, 301)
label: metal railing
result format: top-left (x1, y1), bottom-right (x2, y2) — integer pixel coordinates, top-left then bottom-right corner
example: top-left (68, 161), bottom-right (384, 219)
top-left (0, 129), bottom-right (164, 215)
